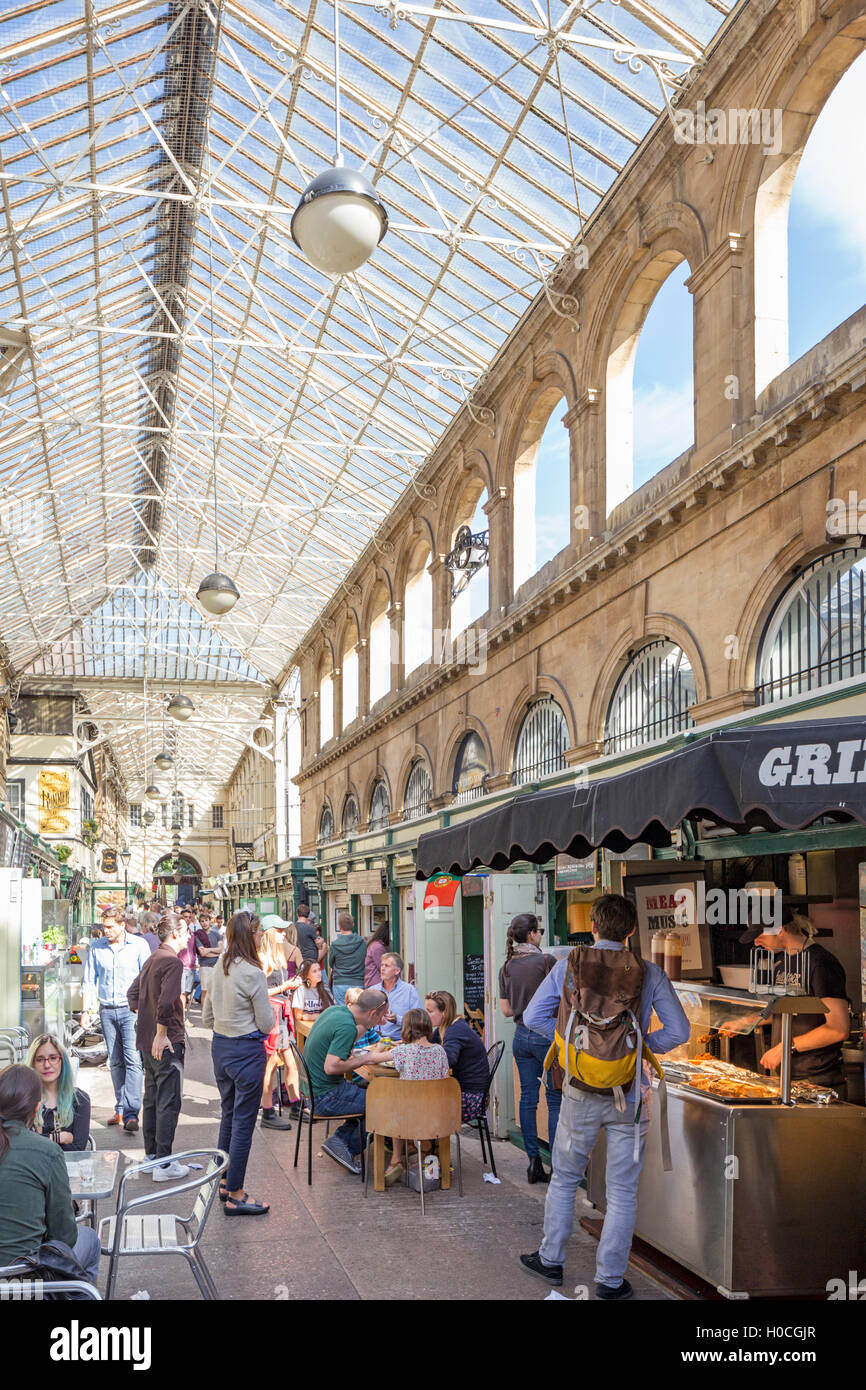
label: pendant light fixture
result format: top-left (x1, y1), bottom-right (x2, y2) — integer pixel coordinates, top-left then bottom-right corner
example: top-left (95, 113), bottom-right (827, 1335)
top-left (167, 693), bottom-right (194, 722)
top-left (196, 135), bottom-right (239, 618)
top-left (154, 749), bottom-right (174, 773)
top-left (143, 809), bottom-right (156, 827)
top-left (291, 2), bottom-right (388, 277)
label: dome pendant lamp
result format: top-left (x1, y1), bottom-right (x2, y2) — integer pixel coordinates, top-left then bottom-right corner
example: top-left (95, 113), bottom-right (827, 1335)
top-left (167, 693), bottom-right (195, 723)
top-left (154, 749), bottom-right (174, 773)
top-left (291, 3), bottom-right (387, 278)
top-left (197, 571), bottom-right (240, 616)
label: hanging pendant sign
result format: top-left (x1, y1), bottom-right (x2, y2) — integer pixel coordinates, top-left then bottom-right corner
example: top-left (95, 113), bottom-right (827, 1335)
top-left (423, 874), bottom-right (461, 919)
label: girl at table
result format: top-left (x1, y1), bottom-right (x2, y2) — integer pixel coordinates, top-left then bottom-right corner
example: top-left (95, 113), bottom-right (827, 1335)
top-left (291, 957), bottom-right (334, 1032)
top-left (425, 990), bottom-right (490, 1123)
top-left (378, 1008), bottom-right (449, 1186)
top-left (26, 1033), bottom-right (91, 1152)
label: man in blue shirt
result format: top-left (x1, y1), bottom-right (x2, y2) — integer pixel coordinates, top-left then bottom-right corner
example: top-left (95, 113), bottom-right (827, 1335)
top-left (520, 893), bottom-right (689, 1300)
top-left (83, 908), bottom-right (151, 1132)
top-left (377, 953), bottom-right (422, 1042)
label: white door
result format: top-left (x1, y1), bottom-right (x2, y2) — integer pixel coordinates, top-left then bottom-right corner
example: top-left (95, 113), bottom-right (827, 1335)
top-left (484, 872), bottom-right (548, 1138)
top-left (415, 884), bottom-right (464, 1007)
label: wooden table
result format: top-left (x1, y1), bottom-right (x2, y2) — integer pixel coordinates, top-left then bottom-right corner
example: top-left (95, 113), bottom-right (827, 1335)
top-left (353, 1066), bottom-right (453, 1193)
top-left (295, 1017), bottom-right (315, 1052)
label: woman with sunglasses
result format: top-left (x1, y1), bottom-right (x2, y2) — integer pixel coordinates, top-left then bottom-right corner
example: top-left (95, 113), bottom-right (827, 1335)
top-left (26, 1033), bottom-right (91, 1152)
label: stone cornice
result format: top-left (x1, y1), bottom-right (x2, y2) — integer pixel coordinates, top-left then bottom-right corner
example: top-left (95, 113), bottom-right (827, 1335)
top-left (296, 342), bottom-right (866, 787)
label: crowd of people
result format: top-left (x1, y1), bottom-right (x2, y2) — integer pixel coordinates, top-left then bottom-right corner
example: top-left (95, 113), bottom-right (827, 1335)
top-left (0, 890), bottom-right (696, 1301)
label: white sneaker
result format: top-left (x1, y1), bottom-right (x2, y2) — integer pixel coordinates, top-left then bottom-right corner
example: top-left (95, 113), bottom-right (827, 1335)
top-left (152, 1160), bottom-right (190, 1182)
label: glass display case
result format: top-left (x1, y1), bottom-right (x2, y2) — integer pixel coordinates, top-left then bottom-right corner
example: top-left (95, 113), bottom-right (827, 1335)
top-left (662, 981), bottom-right (772, 1072)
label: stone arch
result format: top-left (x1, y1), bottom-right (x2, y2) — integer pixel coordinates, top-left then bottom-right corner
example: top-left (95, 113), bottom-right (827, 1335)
top-left (496, 360), bottom-right (577, 496)
top-left (497, 680), bottom-right (576, 776)
top-left (437, 452), bottom-right (493, 555)
top-left (748, 15), bottom-right (866, 396)
top-left (586, 614), bottom-right (709, 744)
top-left (441, 716), bottom-right (495, 795)
top-left (361, 569), bottom-right (392, 636)
top-left (598, 238), bottom-right (697, 516)
top-left (726, 536), bottom-right (840, 696)
top-left (363, 765), bottom-right (393, 822)
top-left (395, 741), bottom-right (436, 806)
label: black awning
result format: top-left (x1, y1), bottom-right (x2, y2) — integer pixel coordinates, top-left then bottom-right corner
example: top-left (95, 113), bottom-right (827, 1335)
top-left (415, 716), bottom-right (866, 877)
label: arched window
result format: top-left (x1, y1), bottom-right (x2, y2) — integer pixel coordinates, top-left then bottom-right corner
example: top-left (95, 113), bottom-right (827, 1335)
top-left (319, 661), bottom-right (334, 746)
top-left (756, 547), bottom-right (866, 705)
top-left (756, 50), bottom-right (866, 395)
top-left (513, 394), bottom-right (570, 591)
top-left (342, 638), bottom-right (359, 728)
top-left (607, 255), bottom-right (693, 514)
top-left (403, 760), bottom-right (432, 821)
top-left (318, 805), bottom-right (334, 845)
top-left (514, 697), bottom-right (568, 786)
top-left (369, 591), bottom-right (390, 705)
top-left (605, 639), bottom-right (697, 754)
top-left (452, 731), bottom-right (489, 803)
top-left (342, 795), bottom-right (359, 837)
top-left (450, 487), bottom-right (489, 638)
top-left (369, 779), bottom-right (390, 832)
top-left (404, 546), bottom-right (432, 675)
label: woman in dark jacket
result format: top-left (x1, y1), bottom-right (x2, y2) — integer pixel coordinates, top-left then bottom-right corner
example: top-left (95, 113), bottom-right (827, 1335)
top-left (498, 914), bottom-right (560, 1184)
top-left (26, 1033), bottom-right (91, 1152)
top-left (424, 990), bottom-right (490, 1120)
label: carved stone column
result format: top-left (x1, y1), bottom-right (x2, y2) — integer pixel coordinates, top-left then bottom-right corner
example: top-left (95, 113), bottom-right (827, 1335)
top-left (563, 389), bottom-right (604, 549)
top-left (686, 234), bottom-right (748, 461)
top-left (484, 487), bottom-right (511, 620)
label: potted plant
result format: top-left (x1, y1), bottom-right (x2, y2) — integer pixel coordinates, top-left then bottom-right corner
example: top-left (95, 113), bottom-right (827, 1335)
top-left (54, 844), bottom-right (72, 863)
top-left (81, 818), bottom-right (100, 849)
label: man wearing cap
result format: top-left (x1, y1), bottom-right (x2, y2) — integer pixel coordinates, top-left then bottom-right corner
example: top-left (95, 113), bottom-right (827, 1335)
top-left (741, 905), bottom-right (850, 1096)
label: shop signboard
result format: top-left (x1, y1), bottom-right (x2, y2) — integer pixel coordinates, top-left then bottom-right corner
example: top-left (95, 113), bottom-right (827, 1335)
top-left (347, 869), bottom-right (385, 896)
top-left (631, 877), bottom-right (710, 977)
top-left (554, 852), bottom-right (597, 890)
top-left (423, 873), bottom-right (461, 920)
top-left (100, 848), bottom-right (118, 876)
top-left (38, 769), bottom-right (71, 834)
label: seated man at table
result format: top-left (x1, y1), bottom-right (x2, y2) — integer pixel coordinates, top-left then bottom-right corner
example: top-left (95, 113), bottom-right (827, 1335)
top-left (377, 954), bottom-right (422, 1043)
top-left (0, 1064), bottom-right (102, 1286)
top-left (302, 989), bottom-right (388, 1175)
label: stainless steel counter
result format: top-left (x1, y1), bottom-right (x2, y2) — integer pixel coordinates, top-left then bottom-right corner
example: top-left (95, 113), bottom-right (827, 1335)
top-left (587, 1081), bottom-right (866, 1297)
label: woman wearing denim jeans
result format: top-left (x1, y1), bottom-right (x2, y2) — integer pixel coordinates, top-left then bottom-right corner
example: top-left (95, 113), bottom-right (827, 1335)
top-left (202, 913), bottom-right (275, 1215)
top-left (499, 913), bottom-right (561, 1184)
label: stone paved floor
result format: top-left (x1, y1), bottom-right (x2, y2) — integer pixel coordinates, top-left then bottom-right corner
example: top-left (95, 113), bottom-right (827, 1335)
top-left (78, 1008), bottom-right (673, 1302)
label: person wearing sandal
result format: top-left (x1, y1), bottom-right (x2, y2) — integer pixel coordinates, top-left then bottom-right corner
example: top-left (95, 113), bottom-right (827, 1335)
top-left (202, 912), bottom-right (274, 1215)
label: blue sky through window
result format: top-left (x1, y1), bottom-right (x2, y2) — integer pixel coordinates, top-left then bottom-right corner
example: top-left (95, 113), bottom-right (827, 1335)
top-left (632, 261), bottom-right (694, 488)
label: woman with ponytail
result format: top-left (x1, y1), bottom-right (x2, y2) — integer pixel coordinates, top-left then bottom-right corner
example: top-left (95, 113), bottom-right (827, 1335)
top-left (498, 913), bottom-right (561, 1184)
top-left (0, 1064), bottom-right (101, 1282)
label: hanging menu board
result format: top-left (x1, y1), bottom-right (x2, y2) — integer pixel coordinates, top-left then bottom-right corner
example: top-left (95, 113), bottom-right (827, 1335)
top-left (463, 953), bottom-right (485, 1013)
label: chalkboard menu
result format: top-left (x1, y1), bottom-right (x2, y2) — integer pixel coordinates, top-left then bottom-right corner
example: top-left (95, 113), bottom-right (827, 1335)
top-left (463, 953), bottom-right (485, 1013)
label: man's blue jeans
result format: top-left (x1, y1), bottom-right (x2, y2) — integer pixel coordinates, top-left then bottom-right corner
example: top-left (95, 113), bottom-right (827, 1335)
top-left (72, 1225), bottom-right (101, 1286)
top-left (332, 984), bottom-right (349, 1006)
top-left (100, 1005), bottom-right (142, 1121)
top-left (211, 1031), bottom-right (267, 1191)
top-left (539, 1088), bottom-right (650, 1288)
top-left (314, 1080), bottom-right (367, 1156)
top-left (513, 1023), bottom-right (561, 1160)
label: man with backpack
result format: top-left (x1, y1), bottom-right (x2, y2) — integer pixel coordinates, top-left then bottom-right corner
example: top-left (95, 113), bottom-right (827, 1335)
top-left (519, 893), bottom-right (689, 1300)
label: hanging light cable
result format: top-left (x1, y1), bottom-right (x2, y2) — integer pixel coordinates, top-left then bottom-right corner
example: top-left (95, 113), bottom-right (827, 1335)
top-left (168, 438), bottom-right (196, 723)
top-left (197, 129), bottom-right (240, 617)
top-left (291, 0), bottom-right (388, 277)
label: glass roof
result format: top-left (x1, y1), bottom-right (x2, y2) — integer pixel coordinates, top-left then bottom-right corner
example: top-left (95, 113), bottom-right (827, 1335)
top-left (0, 0), bottom-right (733, 788)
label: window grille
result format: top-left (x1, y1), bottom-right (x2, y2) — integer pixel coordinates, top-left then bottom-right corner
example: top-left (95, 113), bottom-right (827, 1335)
top-left (514, 698), bottom-right (568, 785)
top-left (318, 806), bottom-right (334, 844)
top-left (756, 547), bottom-right (866, 705)
top-left (342, 797), bottom-right (359, 836)
top-left (453, 732), bottom-right (489, 802)
top-left (604, 639), bottom-right (696, 754)
top-left (403, 761), bottom-right (432, 821)
top-left (212, 805), bottom-right (224, 829)
top-left (369, 781), bottom-right (390, 831)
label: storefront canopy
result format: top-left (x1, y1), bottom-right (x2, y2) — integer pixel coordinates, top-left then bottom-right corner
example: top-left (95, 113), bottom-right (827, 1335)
top-left (415, 718), bottom-right (866, 877)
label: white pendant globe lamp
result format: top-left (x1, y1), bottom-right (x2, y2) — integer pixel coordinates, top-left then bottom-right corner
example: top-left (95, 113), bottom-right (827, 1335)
top-left (197, 571), bottom-right (240, 615)
top-left (291, 3), bottom-right (387, 278)
top-left (144, 782), bottom-right (161, 802)
top-left (154, 749), bottom-right (174, 773)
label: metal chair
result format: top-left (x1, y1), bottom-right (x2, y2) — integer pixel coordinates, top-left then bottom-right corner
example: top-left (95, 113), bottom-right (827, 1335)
top-left (363, 1077), bottom-right (463, 1216)
top-left (0, 1026), bottom-right (30, 1062)
top-left (0, 1260), bottom-right (102, 1300)
top-left (98, 1149), bottom-right (227, 1301)
top-left (463, 1040), bottom-right (505, 1177)
top-left (290, 1040), bottom-right (365, 1186)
